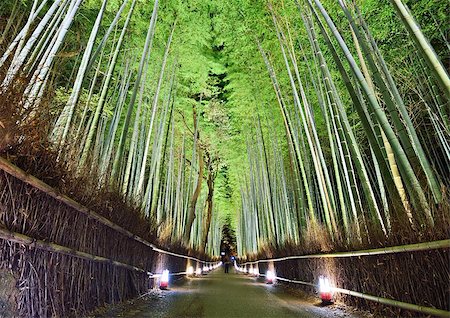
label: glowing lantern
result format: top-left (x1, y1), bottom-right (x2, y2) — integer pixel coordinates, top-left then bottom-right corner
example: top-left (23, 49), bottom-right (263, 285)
top-left (160, 269), bottom-right (169, 289)
top-left (186, 266), bottom-right (194, 276)
top-left (319, 276), bottom-right (333, 303)
top-left (249, 267), bottom-right (254, 275)
top-left (195, 267), bottom-right (202, 276)
top-left (266, 270), bottom-right (275, 284)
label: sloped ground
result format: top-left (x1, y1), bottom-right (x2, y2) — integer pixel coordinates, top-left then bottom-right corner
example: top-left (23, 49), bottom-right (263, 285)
top-left (91, 269), bottom-right (372, 318)
top-left (0, 269), bottom-right (18, 318)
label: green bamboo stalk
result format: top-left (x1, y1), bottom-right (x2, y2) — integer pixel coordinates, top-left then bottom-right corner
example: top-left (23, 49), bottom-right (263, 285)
top-left (389, 0), bottom-right (450, 98)
top-left (271, 10), bottom-right (335, 236)
top-left (79, 0), bottom-right (136, 169)
top-left (312, 0), bottom-right (433, 227)
top-left (111, 0), bottom-right (159, 184)
top-left (352, 3), bottom-right (442, 204)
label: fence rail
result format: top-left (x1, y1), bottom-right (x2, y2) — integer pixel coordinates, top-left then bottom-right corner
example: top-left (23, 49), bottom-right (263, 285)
top-left (237, 240), bottom-right (450, 317)
top-left (0, 225), bottom-right (149, 274)
top-left (0, 156), bottom-right (211, 265)
top-left (240, 239), bottom-right (450, 265)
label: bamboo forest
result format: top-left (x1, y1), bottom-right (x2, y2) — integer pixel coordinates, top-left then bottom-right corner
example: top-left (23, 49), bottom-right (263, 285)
top-left (0, 0), bottom-right (449, 317)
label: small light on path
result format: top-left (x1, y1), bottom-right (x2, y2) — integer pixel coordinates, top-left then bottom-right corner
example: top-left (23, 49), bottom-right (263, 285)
top-left (319, 276), bottom-right (333, 303)
top-left (266, 270), bottom-right (275, 284)
top-left (160, 269), bottom-right (169, 289)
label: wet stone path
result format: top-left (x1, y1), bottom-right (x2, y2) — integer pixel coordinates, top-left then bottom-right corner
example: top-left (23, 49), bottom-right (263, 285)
top-left (91, 269), bottom-right (367, 318)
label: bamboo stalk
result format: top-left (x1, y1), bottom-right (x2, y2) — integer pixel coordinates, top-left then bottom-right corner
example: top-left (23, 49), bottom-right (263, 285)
top-left (0, 0), bottom-right (49, 69)
top-left (79, 0), bottom-right (137, 169)
top-left (312, 0), bottom-right (433, 227)
top-left (390, 0), bottom-right (450, 98)
top-left (121, 0), bottom-right (162, 195)
top-left (52, 0), bottom-right (108, 149)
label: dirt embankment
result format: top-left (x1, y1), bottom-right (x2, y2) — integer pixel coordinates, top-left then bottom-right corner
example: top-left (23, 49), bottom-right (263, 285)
top-left (0, 269), bottom-right (18, 318)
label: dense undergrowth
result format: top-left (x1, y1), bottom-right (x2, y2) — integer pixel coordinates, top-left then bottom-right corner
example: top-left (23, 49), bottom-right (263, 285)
top-left (0, 79), bottom-right (156, 245)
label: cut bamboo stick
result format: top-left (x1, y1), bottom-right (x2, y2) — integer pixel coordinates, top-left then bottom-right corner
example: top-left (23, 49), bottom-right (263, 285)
top-left (0, 156), bottom-right (208, 263)
top-left (0, 156), bottom-right (154, 249)
top-left (0, 225), bottom-right (149, 274)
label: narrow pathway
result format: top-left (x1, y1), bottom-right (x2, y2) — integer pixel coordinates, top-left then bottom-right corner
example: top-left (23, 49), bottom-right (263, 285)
top-left (93, 269), bottom-right (366, 318)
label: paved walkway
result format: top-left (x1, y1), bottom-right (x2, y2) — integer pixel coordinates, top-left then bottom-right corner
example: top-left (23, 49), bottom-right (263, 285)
top-left (93, 269), bottom-right (364, 318)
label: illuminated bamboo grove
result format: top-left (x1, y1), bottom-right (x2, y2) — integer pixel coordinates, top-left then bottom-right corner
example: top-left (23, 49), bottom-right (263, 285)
top-left (0, 0), bottom-right (448, 260)
top-left (0, 0), bottom-right (223, 256)
top-left (237, 0), bottom-right (449, 256)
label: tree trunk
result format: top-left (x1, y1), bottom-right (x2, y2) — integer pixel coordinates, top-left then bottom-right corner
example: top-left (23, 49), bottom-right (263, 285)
top-left (201, 156), bottom-right (215, 253)
top-left (183, 103), bottom-right (204, 245)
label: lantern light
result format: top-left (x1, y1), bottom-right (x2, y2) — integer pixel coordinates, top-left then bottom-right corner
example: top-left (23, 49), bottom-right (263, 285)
top-left (160, 269), bottom-right (169, 289)
top-left (319, 276), bottom-right (333, 303)
top-left (186, 266), bottom-right (194, 276)
top-left (266, 270), bottom-right (275, 284)
top-left (195, 267), bottom-right (202, 276)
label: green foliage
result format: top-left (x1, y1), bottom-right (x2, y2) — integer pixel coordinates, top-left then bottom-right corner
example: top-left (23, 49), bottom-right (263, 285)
top-left (53, 87), bottom-right (113, 117)
top-left (2, 0), bottom-right (447, 250)
top-left (86, 0), bottom-right (447, 228)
